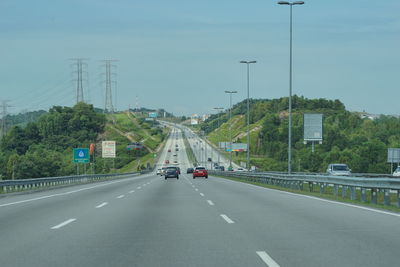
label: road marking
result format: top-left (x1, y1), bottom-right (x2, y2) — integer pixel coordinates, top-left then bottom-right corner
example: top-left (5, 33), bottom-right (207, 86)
top-left (117, 195), bottom-right (125, 199)
top-left (200, 193), bottom-right (205, 197)
top-left (221, 177), bottom-right (400, 219)
top-left (256, 251), bottom-right (280, 267)
top-left (195, 188), bottom-right (199, 191)
top-left (0, 175), bottom-right (152, 208)
top-left (129, 190), bottom-right (135, 193)
top-left (143, 184), bottom-right (147, 187)
top-left (51, 218), bottom-right (76, 230)
top-left (137, 186), bottom-right (141, 189)
top-left (192, 185), bottom-right (195, 188)
top-left (96, 202), bottom-right (108, 208)
top-left (220, 214), bottom-right (234, 224)
top-left (207, 200), bottom-right (214, 206)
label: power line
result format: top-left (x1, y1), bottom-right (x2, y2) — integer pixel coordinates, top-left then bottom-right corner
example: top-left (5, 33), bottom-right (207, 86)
top-left (70, 58), bottom-right (89, 104)
top-left (101, 60), bottom-right (118, 113)
top-left (0, 100), bottom-right (12, 138)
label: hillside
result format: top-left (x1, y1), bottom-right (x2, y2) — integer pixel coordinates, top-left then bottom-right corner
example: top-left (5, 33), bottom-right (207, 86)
top-left (0, 103), bottom-right (168, 179)
top-left (198, 96), bottom-right (400, 173)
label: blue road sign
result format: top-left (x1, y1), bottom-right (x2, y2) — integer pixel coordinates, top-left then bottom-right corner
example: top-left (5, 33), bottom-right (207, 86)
top-left (73, 148), bottom-right (90, 163)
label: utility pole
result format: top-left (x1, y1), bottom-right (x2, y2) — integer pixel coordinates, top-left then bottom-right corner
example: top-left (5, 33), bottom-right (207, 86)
top-left (101, 60), bottom-right (118, 113)
top-left (70, 58), bottom-right (89, 104)
top-left (0, 100), bottom-right (12, 139)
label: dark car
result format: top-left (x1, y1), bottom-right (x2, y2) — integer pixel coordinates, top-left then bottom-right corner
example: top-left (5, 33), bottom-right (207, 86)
top-left (164, 166), bottom-right (179, 179)
top-left (187, 168), bottom-right (194, 173)
top-left (215, 166), bottom-right (225, 171)
top-left (177, 167), bottom-right (181, 174)
top-left (193, 166), bottom-right (208, 179)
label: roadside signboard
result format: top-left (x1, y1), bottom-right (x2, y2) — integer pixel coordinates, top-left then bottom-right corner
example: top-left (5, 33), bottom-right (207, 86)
top-left (126, 142), bottom-right (143, 151)
top-left (304, 113), bottom-right (323, 142)
top-left (102, 141), bottom-right (116, 158)
top-left (73, 148), bottom-right (90, 163)
top-left (224, 143), bottom-right (248, 152)
top-left (387, 148), bottom-right (400, 163)
top-left (149, 112), bottom-right (158, 118)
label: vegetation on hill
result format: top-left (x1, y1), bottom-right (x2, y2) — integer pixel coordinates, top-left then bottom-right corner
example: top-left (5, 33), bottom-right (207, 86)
top-left (0, 103), bottom-right (168, 179)
top-left (199, 96), bottom-right (400, 173)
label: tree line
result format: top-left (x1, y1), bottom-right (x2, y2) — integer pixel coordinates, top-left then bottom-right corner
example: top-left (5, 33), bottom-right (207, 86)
top-left (201, 96), bottom-right (400, 173)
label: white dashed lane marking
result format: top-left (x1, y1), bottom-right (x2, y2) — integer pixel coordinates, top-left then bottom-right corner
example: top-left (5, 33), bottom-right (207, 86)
top-left (51, 218), bottom-right (76, 230)
top-left (96, 202), bottom-right (108, 208)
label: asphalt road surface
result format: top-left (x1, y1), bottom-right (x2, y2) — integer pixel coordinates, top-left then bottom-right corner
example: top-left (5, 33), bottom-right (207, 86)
top-left (1, 126), bottom-right (400, 267)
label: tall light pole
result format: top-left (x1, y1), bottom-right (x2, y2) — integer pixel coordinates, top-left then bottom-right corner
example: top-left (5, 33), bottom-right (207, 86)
top-left (278, 1), bottom-right (304, 174)
top-left (225, 90), bottom-right (237, 170)
top-left (240, 60), bottom-right (256, 171)
top-left (214, 107), bottom-right (224, 167)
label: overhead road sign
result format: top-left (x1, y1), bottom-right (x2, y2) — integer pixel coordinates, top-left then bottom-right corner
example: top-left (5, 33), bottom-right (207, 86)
top-left (73, 148), bottom-right (90, 163)
top-left (102, 141), bottom-right (116, 158)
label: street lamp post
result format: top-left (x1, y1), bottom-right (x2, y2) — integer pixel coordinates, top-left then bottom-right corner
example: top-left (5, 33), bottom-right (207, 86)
top-left (240, 60), bottom-right (256, 171)
top-left (278, 1), bottom-right (304, 174)
top-left (214, 107), bottom-right (224, 167)
top-left (225, 90), bottom-right (237, 170)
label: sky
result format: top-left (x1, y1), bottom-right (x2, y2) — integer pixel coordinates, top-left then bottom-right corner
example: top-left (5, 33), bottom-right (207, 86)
top-left (0, 0), bottom-right (399, 116)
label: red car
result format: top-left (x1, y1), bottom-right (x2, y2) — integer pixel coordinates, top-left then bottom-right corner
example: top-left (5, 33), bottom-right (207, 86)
top-left (165, 160), bottom-right (170, 164)
top-left (193, 167), bottom-right (208, 179)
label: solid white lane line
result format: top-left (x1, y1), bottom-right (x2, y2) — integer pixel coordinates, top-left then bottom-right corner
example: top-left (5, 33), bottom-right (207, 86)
top-left (235, 180), bottom-right (400, 218)
top-left (220, 214), bottom-right (235, 224)
top-left (96, 202), bottom-right (108, 208)
top-left (129, 190), bottom-right (135, 193)
top-left (200, 193), bottom-right (205, 197)
top-left (117, 195), bottom-right (125, 199)
top-left (256, 251), bottom-right (280, 267)
top-left (207, 200), bottom-right (214, 206)
top-left (51, 218), bottom-right (76, 230)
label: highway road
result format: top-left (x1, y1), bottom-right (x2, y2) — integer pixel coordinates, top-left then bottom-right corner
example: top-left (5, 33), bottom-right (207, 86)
top-left (1, 126), bottom-right (400, 266)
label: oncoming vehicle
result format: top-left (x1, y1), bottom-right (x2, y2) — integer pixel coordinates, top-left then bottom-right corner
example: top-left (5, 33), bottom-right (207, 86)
top-left (186, 168), bottom-right (194, 173)
top-left (193, 166), bottom-right (208, 179)
top-left (160, 166), bottom-right (168, 176)
top-left (164, 166), bottom-right (179, 179)
top-left (393, 166), bottom-right (400, 177)
top-left (326, 164), bottom-right (351, 176)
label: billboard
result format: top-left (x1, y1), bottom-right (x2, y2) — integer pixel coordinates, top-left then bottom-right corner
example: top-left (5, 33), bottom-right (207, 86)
top-left (126, 142), bottom-right (143, 151)
top-left (304, 113), bottom-right (323, 142)
top-left (387, 148), bottom-right (400, 163)
top-left (102, 141), bottom-right (116, 158)
top-left (222, 143), bottom-right (248, 152)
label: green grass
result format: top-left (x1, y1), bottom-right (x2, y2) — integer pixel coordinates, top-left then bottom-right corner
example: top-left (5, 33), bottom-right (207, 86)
top-left (213, 174), bottom-right (400, 213)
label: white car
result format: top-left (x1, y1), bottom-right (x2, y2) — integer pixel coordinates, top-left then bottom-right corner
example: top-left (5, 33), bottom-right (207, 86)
top-left (156, 169), bottom-right (161, 175)
top-left (327, 164), bottom-right (351, 176)
top-left (235, 167), bottom-right (248, 172)
top-left (393, 167), bottom-right (400, 177)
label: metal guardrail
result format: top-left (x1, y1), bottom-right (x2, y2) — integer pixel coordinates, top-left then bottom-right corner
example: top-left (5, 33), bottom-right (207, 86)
top-left (0, 170), bottom-right (151, 194)
top-left (210, 170), bottom-right (400, 207)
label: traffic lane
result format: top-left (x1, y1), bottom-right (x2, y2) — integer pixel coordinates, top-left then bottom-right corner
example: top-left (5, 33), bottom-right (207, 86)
top-left (192, 175), bottom-right (400, 267)
top-left (7, 173), bottom-right (269, 267)
top-left (0, 174), bottom-right (158, 259)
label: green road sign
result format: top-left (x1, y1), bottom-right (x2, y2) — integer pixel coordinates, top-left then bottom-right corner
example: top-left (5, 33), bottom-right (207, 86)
top-left (73, 148), bottom-right (90, 163)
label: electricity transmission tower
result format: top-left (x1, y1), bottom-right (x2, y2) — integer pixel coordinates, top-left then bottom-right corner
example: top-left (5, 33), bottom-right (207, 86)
top-left (70, 58), bottom-right (89, 104)
top-left (0, 100), bottom-right (12, 138)
top-left (101, 60), bottom-right (118, 113)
